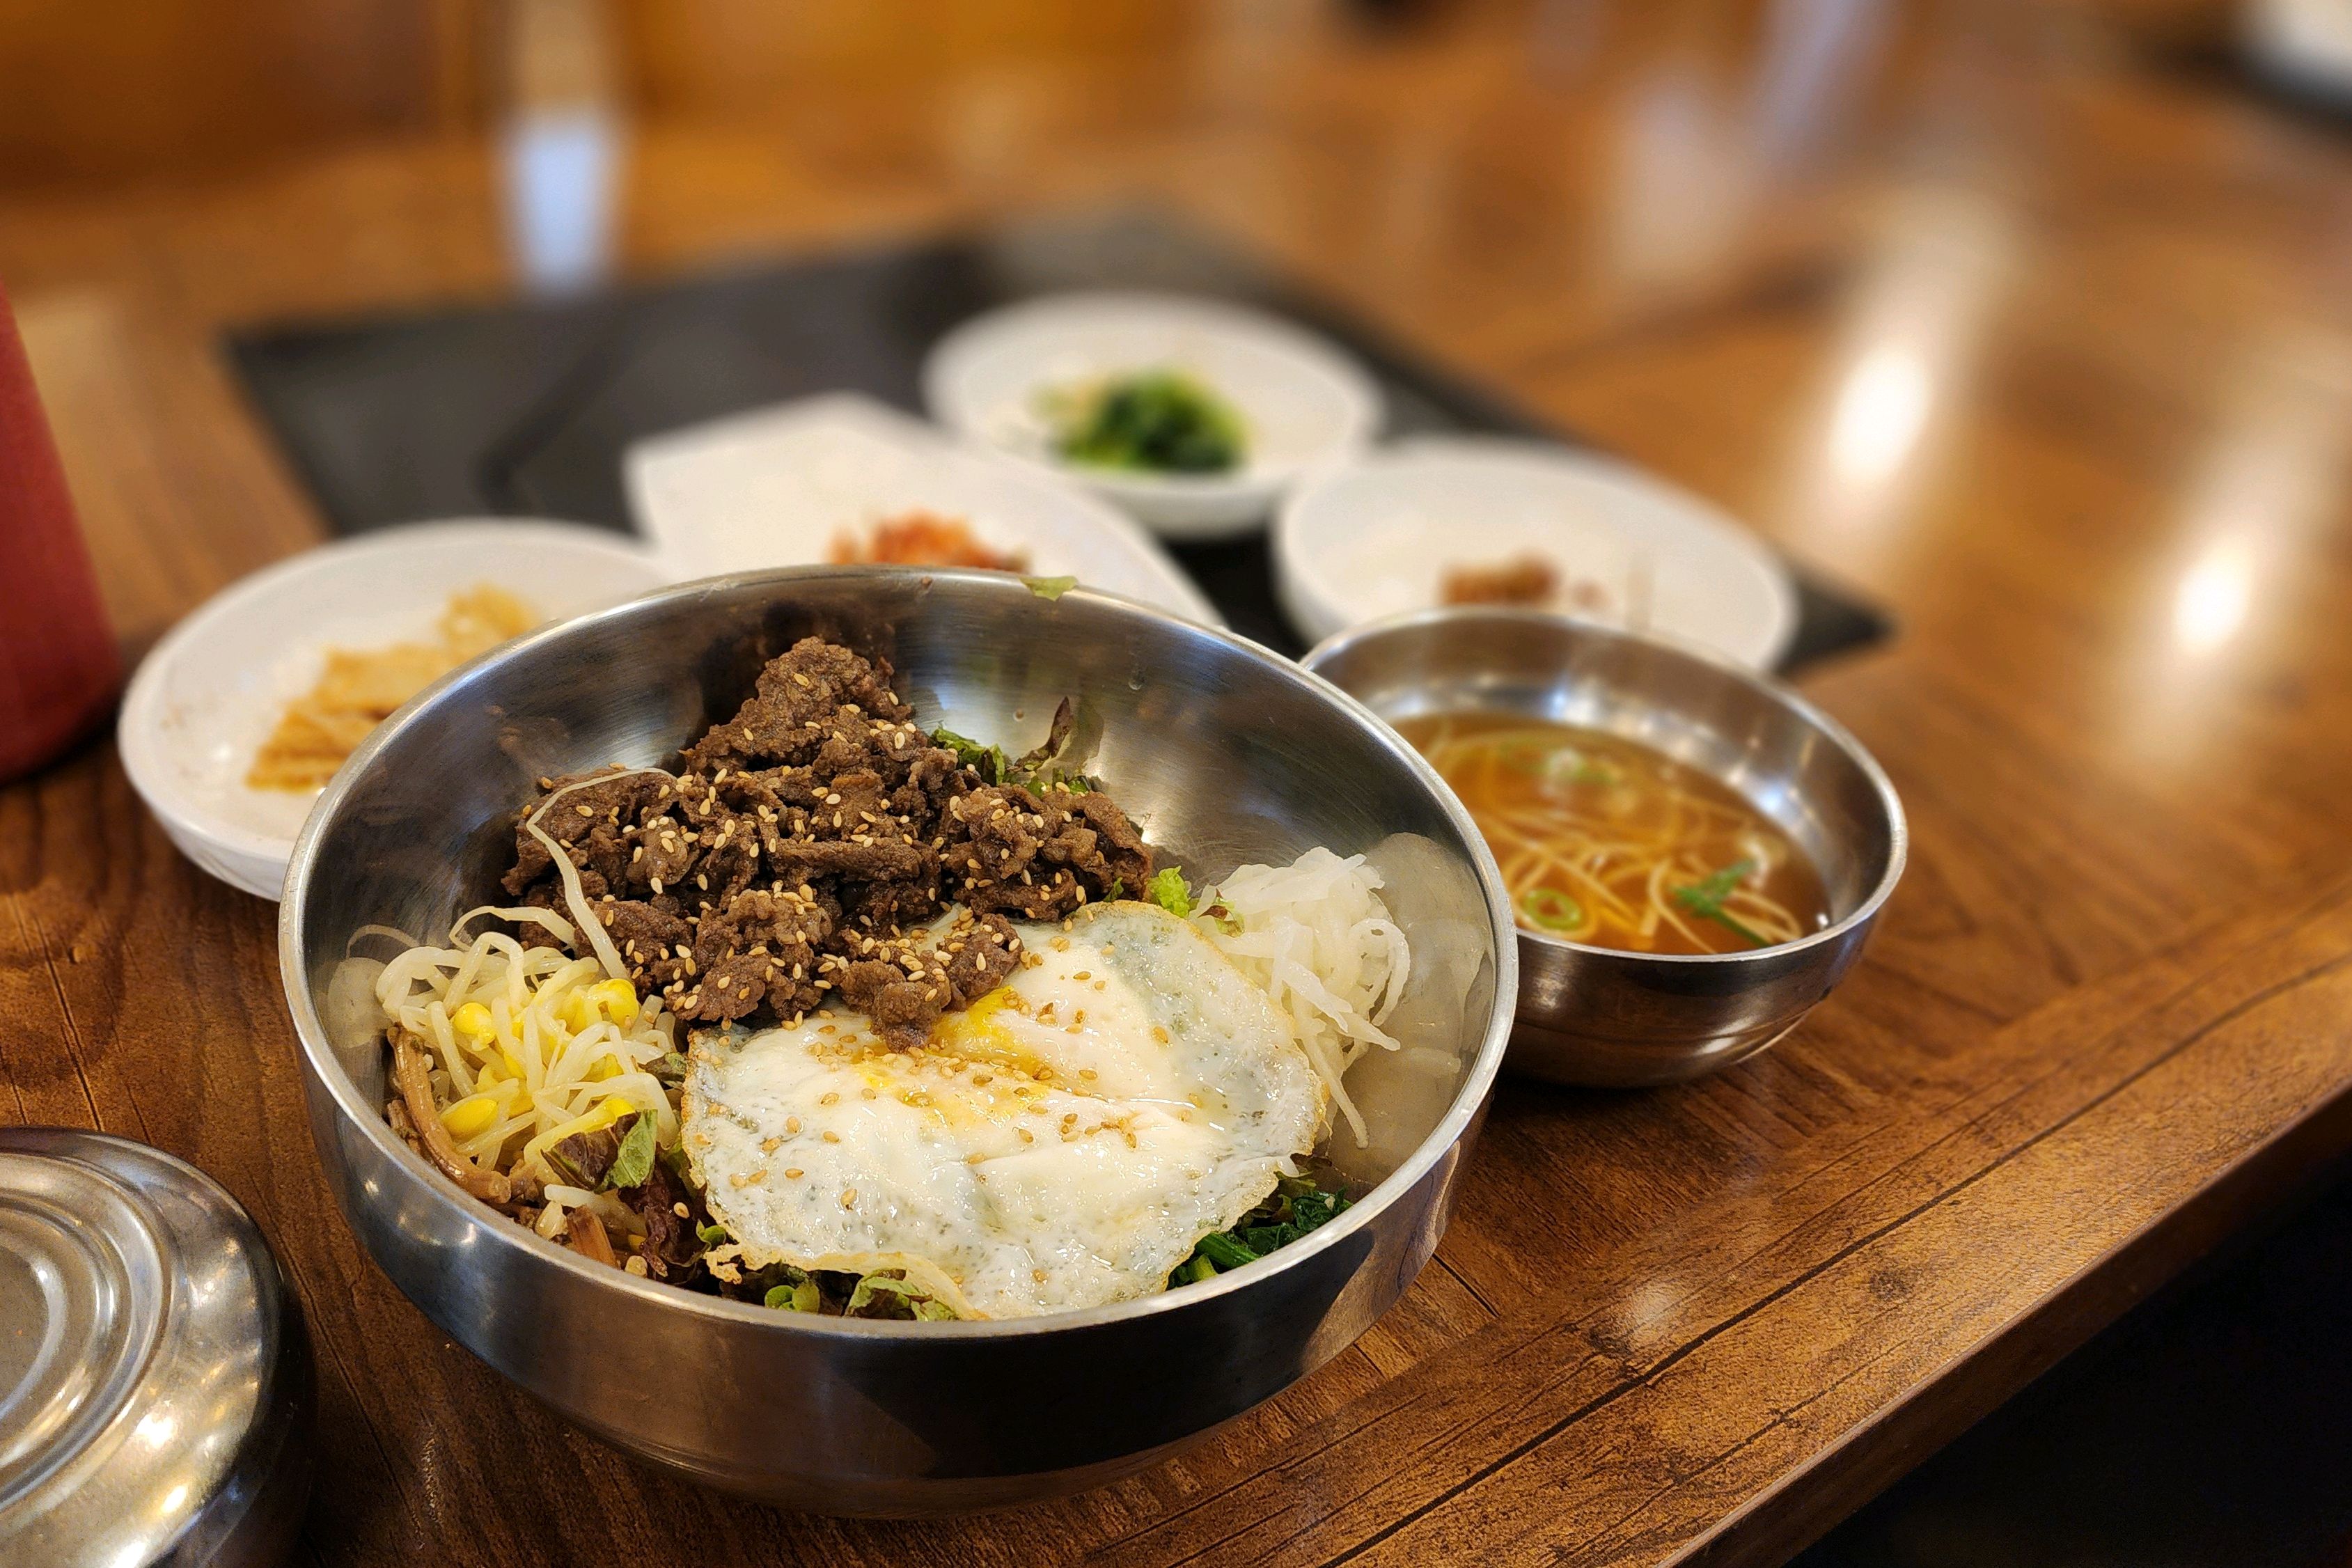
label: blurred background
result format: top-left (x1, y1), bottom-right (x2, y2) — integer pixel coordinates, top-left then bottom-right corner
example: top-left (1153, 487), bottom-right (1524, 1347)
top-left (8, 0), bottom-right (2352, 1561)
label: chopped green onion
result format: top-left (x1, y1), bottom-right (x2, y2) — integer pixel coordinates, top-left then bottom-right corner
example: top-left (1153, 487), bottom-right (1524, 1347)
top-left (1519, 887), bottom-right (1584, 933)
top-left (1670, 859), bottom-right (1770, 947)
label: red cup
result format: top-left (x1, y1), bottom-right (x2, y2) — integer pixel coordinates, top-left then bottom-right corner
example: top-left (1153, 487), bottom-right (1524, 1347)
top-left (0, 279), bottom-right (121, 783)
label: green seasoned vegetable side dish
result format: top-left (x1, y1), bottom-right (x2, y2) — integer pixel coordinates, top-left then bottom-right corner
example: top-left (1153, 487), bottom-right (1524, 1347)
top-left (1047, 370), bottom-right (1247, 475)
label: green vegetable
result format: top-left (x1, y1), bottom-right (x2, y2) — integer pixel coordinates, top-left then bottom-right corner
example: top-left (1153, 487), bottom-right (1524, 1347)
top-left (1021, 574), bottom-right (1079, 601)
top-left (763, 1276), bottom-right (822, 1313)
top-left (650, 1051), bottom-right (690, 1087)
top-left (1147, 866), bottom-right (1195, 918)
top-left (1670, 859), bottom-right (1769, 947)
top-left (605, 1111), bottom-right (658, 1190)
top-left (1518, 887), bottom-right (1584, 934)
top-left (1173, 1171), bottom-right (1354, 1286)
top-left (845, 1272), bottom-right (958, 1321)
top-left (1193, 1231), bottom-right (1260, 1271)
top-left (696, 1221), bottom-right (729, 1247)
top-left (1290, 1187), bottom-right (1348, 1232)
top-left (1051, 371), bottom-right (1245, 475)
top-left (930, 726), bottom-right (1010, 785)
top-left (938, 698), bottom-right (1108, 797)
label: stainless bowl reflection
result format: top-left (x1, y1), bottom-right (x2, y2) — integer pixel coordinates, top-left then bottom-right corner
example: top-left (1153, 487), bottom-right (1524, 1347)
top-left (1303, 608), bottom-right (1904, 1088)
top-left (279, 568), bottom-right (1514, 1515)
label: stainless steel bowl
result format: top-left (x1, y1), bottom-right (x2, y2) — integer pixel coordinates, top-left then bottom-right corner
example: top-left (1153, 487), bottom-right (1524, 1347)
top-left (1303, 608), bottom-right (1904, 1088)
top-left (279, 568), bottom-right (1514, 1515)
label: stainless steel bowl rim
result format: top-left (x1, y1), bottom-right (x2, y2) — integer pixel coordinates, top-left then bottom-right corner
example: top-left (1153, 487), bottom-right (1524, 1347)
top-left (279, 565), bottom-right (1519, 1340)
top-left (1302, 603), bottom-right (1908, 966)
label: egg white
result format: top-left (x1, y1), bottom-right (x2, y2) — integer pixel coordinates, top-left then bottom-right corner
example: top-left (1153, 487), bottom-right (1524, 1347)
top-left (681, 900), bottom-right (1326, 1318)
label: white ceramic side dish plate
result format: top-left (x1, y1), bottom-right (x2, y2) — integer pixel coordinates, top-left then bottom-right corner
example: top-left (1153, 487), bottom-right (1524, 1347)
top-left (921, 292), bottom-right (1381, 540)
top-left (623, 392), bottom-right (1220, 622)
top-left (1275, 437), bottom-right (1799, 669)
top-left (118, 519), bottom-right (675, 900)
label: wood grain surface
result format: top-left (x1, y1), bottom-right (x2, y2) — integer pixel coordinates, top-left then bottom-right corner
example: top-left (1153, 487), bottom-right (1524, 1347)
top-left (7, 3), bottom-right (2352, 1564)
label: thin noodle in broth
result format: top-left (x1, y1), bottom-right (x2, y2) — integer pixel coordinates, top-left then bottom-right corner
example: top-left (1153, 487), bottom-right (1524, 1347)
top-left (1394, 714), bottom-right (1831, 956)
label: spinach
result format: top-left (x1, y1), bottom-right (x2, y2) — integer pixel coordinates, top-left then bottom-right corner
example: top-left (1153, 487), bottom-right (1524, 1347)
top-left (1052, 372), bottom-right (1245, 475)
top-left (1172, 1173), bottom-right (1354, 1287)
top-left (1193, 1232), bottom-right (1260, 1271)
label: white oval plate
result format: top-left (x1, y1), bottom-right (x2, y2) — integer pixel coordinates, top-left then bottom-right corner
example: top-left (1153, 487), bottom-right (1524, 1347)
top-left (1274, 438), bottom-right (1799, 669)
top-left (623, 392), bottom-right (1220, 623)
top-left (921, 292), bottom-right (1382, 540)
top-left (118, 519), bottom-right (675, 900)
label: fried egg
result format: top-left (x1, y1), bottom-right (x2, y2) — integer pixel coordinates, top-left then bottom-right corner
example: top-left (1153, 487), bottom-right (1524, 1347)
top-left (682, 900), bottom-right (1326, 1318)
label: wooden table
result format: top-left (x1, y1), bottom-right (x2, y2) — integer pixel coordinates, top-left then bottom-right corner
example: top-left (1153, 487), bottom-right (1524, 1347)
top-left (8, 5), bottom-right (2352, 1564)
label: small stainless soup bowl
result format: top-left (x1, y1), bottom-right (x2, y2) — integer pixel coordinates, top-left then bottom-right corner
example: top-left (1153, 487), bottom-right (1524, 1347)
top-left (1304, 608), bottom-right (1904, 1087)
top-left (279, 568), bottom-right (1515, 1514)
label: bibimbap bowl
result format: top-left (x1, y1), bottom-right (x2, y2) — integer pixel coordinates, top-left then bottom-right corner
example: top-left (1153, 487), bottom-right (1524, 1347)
top-left (279, 568), bottom-right (1514, 1514)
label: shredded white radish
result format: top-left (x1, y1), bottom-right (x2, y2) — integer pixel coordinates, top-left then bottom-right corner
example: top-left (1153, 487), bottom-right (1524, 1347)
top-left (1193, 848), bottom-right (1411, 1147)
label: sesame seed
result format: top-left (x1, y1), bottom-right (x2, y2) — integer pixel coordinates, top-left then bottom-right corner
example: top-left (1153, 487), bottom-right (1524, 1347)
top-left (840, 1189), bottom-right (857, 1209)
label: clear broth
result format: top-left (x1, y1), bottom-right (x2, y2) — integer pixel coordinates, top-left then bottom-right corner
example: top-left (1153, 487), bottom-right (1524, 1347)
top-left (1395, 712), bottom-right (1833, 955)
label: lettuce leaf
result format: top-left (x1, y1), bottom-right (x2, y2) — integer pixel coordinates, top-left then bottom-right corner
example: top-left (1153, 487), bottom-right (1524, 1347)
top-left (1146, 866), bottom-right (1195, 918)
top-left (606, 1110), bottom-right (658, 1190)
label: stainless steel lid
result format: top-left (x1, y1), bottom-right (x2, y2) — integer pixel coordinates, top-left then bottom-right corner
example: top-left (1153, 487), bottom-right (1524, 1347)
top-left (0, 1128), bottom-right (312, 1567)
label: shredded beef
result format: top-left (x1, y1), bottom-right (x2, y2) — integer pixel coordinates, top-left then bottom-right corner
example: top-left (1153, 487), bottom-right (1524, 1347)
top-left (501, 636), bottom-right (1154, 1043)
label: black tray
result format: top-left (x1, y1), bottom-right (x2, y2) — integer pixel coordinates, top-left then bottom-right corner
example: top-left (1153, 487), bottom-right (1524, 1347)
top-left (225, 207), bottom-right (1890, 664)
